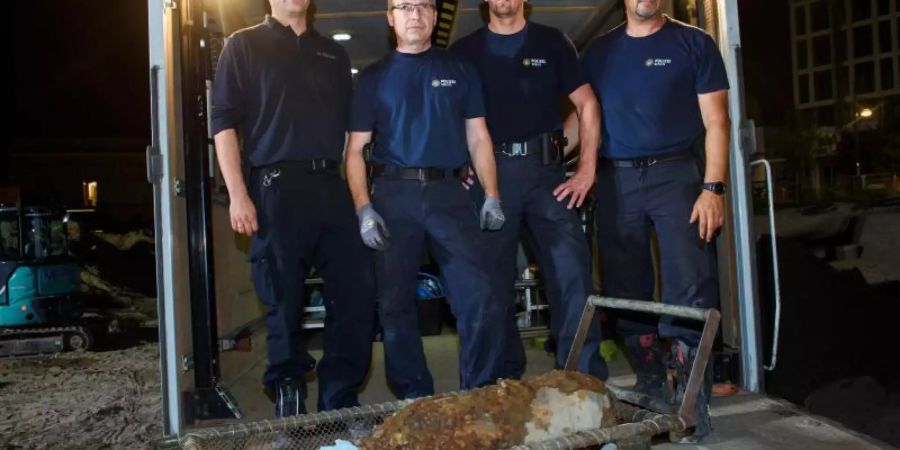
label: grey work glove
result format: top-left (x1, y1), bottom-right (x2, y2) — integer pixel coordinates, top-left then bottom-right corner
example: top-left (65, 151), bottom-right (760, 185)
top-left (480, 196), bottom-right (506, 231)
top-left (357, 204), bottom-right (390, 251)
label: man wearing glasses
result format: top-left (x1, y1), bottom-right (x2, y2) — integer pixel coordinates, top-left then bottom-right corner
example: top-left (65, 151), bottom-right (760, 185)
top-left (345, 0), bottom-right (507, 398)
top-left (451, 0), bottom-right (608, 382)
top-left (211, 0), bottom-right (376, 416)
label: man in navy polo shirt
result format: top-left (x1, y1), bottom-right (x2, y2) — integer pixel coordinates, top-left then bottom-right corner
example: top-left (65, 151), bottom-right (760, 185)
top-left (451, 0), bottom-right (608, 382)
top-left (582, 0), bottom-right (731, 442)
top-left (211, 0), bottom-right (376, 416)
top-left (345, 0), bottom-right (507, 398)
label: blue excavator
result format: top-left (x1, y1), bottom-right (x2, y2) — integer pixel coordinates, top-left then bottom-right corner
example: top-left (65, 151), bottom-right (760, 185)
top-left (0, 205), bottom-right (92, 357)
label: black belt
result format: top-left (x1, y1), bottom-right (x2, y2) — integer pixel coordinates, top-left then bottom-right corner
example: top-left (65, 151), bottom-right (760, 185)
top-left (603, 152), bottom-right (693, 169)
top-left (495, 135), bottom-right (545, 157)
top-left (373, 164), bottom-right (466, 181)
top-left (255, 159), bottom-right (339, 172)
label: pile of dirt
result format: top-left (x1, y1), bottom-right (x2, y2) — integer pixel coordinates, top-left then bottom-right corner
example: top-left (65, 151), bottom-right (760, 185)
top-left (69, 223), bottom-right (157, 299)
top-left (0, 344), bottom-right (162, 449)
top-left (805, 376), bottom-right (900, 447)
top-left (757, 237), bottom-right (896, 403)
top-left (758, 236), bottom-right (900, 447)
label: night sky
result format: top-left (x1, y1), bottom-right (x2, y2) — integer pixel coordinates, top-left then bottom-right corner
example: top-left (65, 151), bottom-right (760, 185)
top-left (738, 0), bottom-right (795, 127)
top-left (9, 0), bottom-right (789, 141)
top-left (12, 1), bottom-right (150, 140)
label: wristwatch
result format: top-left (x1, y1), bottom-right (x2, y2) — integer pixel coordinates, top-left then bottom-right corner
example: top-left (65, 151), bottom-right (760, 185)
top-left (702, 182), bottom-right (727, 195)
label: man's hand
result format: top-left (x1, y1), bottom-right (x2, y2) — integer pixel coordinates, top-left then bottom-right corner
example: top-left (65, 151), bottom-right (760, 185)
top-left (480, 196), bottom-right (506, 230)
top-left (553, 169), bottom-right (596, 209)
top-left (461, 166), bottom-right (477, 191)
top-left (357, 204), bottom-right (390, 251)
top-left (230, 194), bottom-right (258, 236)
top-left (690, 191), bottom-right (725, 242)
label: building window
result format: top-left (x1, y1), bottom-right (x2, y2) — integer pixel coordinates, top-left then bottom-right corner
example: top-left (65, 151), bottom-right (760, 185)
top-left (814, 70), bottom-right (834, 101)
top-left (881, 57), bottom-right (896, 89)
top-left (813, 35), bottom-right (832, 66)
top-left (791, 0), bottom-right (899, 107)
top-left (799, 73), bottom-right (811, 103)
top-left (855, 61), bottom-right (877, 93)
top-left (838, 65), bottom-right (850, 96)
top-left (811, 1), bottom-right (830, 31)
top-left (797, 40), bottom-right (810, 70)
top-left (878, 20), bottom-right (893, 52)
top-left (852, 0), bottom-right (873, 22)
top-left (854, 25), bottom-right (875, 57)
top-left (83, 181), bottom-right (98, 208)
top-left (795, 5), bottom-right (807, 35)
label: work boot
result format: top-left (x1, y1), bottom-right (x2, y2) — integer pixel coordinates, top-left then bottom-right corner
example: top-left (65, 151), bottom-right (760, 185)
top-left (623, 334), bottom-right (671, 406)
top-left (275, 377), bottom-right (307, 418)
top-left (670, 339), bottom-right (713, 443)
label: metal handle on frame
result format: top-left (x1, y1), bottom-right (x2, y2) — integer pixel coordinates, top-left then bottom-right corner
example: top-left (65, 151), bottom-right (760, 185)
top-left (751, 159), bottom-right (781, 371)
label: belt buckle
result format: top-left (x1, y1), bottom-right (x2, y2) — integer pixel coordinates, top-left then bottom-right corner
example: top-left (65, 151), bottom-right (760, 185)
top-left (634, 157), bottom-right (656, 168)
top-left (512, 142), bottom-right (526, 156)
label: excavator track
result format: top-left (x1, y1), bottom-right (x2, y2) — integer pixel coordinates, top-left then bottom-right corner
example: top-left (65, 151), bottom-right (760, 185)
top-left (0, 325), bottom-right (93, 359)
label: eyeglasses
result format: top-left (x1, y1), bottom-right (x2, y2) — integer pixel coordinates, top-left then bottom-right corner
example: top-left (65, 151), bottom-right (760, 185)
top-left (391, 2), bottom-right (436, 14)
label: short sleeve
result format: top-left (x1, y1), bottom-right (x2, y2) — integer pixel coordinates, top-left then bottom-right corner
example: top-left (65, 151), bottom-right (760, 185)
top-left (349, 71), bottom-right (377, 132)
top-left (210, 35), bottom-right (246, 135)
top-left (463, 61), bottom-right (486, 119)
top-left (555, 31), bottom-right (589, 95)
top-left (693, 32), bottom-right (730, 94)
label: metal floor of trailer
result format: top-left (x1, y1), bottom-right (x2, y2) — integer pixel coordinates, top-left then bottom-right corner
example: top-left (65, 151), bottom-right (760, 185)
top-left (203, 332), bottom-right (894, 449)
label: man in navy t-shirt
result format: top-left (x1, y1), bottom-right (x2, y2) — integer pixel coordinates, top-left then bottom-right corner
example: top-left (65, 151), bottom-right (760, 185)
top-left (211, 0), bottom-right (376, 416)
top-left (345, 0), bottom-right (507, 398)
top-left (451, 0), bottom-right (608, 382)
top-left (582, 0), bottom-right (730, 442)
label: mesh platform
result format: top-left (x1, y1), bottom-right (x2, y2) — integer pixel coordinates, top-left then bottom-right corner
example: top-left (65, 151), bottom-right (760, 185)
top-left (154, 396), bottom-right (683, 450)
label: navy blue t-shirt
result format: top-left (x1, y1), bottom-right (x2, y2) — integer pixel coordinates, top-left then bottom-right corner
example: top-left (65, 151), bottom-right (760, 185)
top-left (451, 22), bottom-right (587, 143)
top-left (211, 16), bottom-right (352, 167)
top-left (349, 47), bottom-right (485, 169)
top-left (582, 18), bottom-right (729, 159)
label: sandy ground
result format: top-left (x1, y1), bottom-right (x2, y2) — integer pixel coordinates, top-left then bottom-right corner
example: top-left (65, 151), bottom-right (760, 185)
top-left (0, 343), bottom-right (162, 450)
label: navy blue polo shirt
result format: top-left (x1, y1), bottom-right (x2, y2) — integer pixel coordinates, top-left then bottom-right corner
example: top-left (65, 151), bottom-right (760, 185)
top-left (349, 47), bottom-right (485, 169)
top-left (451, 22), bottom-right (587, 143)
top-left (582, 17), bottom-right (729, 159)
top-left (210, 16), bottom-right (352, 167)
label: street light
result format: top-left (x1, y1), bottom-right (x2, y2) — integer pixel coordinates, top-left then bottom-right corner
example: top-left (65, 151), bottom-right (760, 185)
top-left (858, 108), bottom-right (874, 118)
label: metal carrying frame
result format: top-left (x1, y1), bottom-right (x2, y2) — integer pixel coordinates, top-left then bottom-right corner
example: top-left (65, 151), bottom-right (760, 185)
top-left (565, 296), bottom-right (722, 436)
top-left (153, 295), bottom-right (721, 450)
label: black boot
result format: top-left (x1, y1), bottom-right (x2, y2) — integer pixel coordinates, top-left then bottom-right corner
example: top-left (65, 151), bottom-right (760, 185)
top-left (670, 339), bottom-right (713, 443)
top-left (275, 378), bottom-right (307, 418)
top-left (623, 333), bottom-right (671, 402)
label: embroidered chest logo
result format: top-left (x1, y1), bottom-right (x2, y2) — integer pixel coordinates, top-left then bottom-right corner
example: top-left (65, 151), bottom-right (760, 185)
top-left (522, 57), bottom-right (548, 68)
top-left (645, 58), bottom-right (672, 67)
top-left (317, 51), bottom-right (337, 60)
top-left (431, 79), bottom-right (457, 88)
